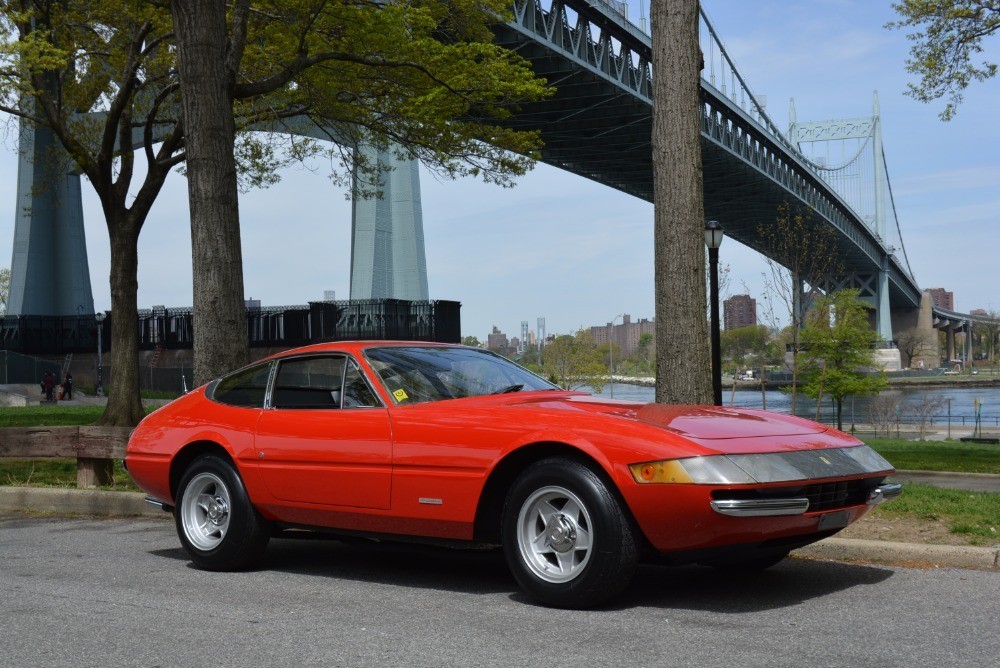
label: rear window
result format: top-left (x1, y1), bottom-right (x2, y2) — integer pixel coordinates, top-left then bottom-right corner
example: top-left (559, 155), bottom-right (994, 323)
top-left (211, 362), bottom-right (272, 408)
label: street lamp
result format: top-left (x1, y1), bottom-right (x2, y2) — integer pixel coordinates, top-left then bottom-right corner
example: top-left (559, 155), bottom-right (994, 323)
top-left (608, 314), bottom-right (624, 399)
top-left (705, 220), bottom-right (724, 406)
top-left (95, 312), bottom-right (105, 397)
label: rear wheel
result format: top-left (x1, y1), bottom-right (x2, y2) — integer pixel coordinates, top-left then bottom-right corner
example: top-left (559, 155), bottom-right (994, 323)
top-left (175, 454), bottom-right (270, 570)
top-left (502, 458), bottom-right (638, 608)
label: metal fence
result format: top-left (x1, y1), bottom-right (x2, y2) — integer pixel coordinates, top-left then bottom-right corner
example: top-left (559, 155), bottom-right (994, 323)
top-left (0, 299), bottom-right (462, 355)
top-left (0, 350), bottom-right (62, 385)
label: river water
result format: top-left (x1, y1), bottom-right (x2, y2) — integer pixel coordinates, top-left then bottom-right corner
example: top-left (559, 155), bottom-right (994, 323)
top-left (587, 383), bottom-right (1000, 428)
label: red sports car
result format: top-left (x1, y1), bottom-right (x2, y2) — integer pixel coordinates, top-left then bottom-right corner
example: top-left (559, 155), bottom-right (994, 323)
top-left (125, 341), bottom-right (900, 608)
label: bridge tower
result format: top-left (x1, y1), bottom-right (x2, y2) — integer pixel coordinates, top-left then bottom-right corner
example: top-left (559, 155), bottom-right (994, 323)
top-left (349, 144), bottom-right (429, 300)
top-left (7, 132), bottom-right (428, 316)
top-left (788, 92), bottom-right (895, 351)
top-left (7, 117), bottom-right (95, 316)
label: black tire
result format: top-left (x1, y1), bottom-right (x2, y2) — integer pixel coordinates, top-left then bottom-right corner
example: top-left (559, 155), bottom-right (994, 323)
top-left (174, 454), bottom-right (270, 570)
top-left (502, 458), bottom-right (638, 608)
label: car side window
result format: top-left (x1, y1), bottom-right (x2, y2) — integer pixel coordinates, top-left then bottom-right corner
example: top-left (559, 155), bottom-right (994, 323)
top-left (212, 363), bottom-right (272, 408)
top-left (272, 356), bottom-right (346, 409)
top-left (342, 359), bottom-right (380, 408)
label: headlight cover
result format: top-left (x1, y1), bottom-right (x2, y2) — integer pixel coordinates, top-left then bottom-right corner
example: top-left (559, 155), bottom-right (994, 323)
top-left (629, 445), bottom-right (893, 485)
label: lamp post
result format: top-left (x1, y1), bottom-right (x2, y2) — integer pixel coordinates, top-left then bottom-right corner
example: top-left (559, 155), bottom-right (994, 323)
top-left (705, 220), bottom-right (724, 406)
top-left (95, 312), bottom-right (105, 397)
top-left (608, 314), bottom-right (624, 399)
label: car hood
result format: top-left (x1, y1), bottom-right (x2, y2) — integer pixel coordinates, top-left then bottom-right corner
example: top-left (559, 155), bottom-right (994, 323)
top-left (519, 394), bottom-right (831, 441)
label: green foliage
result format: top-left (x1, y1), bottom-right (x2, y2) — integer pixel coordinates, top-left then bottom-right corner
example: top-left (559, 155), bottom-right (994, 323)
top-left (888, 1), bottom-right (1000, 120)
top-left (721, 325), bottom-right (774, 372)
top-left (0, 1), bottom-right (549, 188)
top-left (461, 336), bottom-right (481, 347)
top-left (800, 289), bottom-right (887, 427)
top-left (542, 330), bottom-right (607, 393)
top-left (0, 266), bottom-right (8, 315)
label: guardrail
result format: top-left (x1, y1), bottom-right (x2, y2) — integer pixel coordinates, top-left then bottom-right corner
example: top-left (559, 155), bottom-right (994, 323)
top-left (0, 426), bottom-right (130, 488)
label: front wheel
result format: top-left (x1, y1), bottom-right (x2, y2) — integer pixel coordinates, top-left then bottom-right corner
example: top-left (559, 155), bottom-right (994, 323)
top-left (174, 454), bottom-right (270, 570)
top-left (502, 458), bottom-right (638, 608)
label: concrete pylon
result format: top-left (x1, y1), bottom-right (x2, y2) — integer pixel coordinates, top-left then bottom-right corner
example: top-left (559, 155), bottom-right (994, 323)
top-left (7, 117), bottom-right (94, 316)
top-left (349, 145), bottom-right (429, 300)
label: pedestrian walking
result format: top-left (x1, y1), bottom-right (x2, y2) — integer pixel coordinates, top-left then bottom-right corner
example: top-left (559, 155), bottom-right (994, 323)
top-left (63, 373), bottom-right (73, 400)
top-left (42, 372), bottom-right (56, 402)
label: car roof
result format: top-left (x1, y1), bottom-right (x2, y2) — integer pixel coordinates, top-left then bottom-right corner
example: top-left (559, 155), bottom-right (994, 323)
top-left (262, 340), bottom-right (464, 361)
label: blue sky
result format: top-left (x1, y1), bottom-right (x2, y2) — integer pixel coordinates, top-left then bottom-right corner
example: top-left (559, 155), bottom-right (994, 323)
top-left (2, 0), bottom-right (998, 342)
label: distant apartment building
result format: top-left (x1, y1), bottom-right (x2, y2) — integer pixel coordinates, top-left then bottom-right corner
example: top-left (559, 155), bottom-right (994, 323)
top-left (487, 325), bottom-right (510, 353)
top-left (590, 314), bottom-right (655, 356)
top-left (971, 309), bottom-right (988, 316)
top-left (723, 294), bottom-right (757, 330)
top-left (927, 288), bottom-right (955, 311)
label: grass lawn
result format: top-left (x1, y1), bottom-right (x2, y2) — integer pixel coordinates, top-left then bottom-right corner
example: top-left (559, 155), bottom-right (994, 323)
top-left (0, 404), bottom-right (160, 428)
top-left (0, 405), bottom-right (109, 428)
top-left (862, 437), bottom-right (1000, 474)
top-left (864, 483), bottom-right (1000, 546)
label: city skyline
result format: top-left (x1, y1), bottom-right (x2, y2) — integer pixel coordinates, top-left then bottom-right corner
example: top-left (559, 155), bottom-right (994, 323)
top-left (2, 0), bottom-right (998, 340)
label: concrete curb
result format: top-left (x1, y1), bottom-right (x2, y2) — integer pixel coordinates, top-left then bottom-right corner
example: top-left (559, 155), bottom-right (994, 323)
top-left (0, 486), bottom-right (168, 518)
top-left (2, 486), bottom-right (997, 572)
top-left (795, 537), bottom-right (1000, 571)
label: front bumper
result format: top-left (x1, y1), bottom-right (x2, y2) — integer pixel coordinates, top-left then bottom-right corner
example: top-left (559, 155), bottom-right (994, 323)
top-left (622, 474), bottom-right (897, 553)
top-left (709, 482), bottom-right (902, 517)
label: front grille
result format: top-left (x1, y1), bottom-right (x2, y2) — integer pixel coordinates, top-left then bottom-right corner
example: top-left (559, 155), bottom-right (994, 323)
top-left (712, 477), bottom-right (885, 513)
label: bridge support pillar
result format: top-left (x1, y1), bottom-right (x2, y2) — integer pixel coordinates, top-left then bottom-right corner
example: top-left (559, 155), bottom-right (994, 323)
top-left (7, 117), bottom-right (95, 316)
top-left (349, 144), bottom-right (429, 300)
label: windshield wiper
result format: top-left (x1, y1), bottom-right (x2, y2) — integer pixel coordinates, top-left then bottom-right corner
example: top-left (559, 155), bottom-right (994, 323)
top-left (492, 384), bottom-right (524, 395)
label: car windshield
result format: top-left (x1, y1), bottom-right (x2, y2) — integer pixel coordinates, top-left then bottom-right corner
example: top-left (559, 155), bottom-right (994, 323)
top-left (364, 346), bottom-right (557, 404)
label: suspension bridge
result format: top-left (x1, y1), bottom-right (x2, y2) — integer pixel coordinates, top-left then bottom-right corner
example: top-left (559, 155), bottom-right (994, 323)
top-left (4, 0), bottom-right (986, 366)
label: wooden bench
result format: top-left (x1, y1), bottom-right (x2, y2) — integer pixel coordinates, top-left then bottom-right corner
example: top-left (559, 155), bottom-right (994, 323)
top-left (0, 426), bottom-right (131, 487)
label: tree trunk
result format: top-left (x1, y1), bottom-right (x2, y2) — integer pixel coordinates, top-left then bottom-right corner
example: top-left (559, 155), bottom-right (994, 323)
top-left (95, 218), bottom-right (144, 426)
top-left (836, 398), bottom-right (843, 431)
top-left (651, 0), bottom-right (712, 405)
top-left (171, 0), bottom-right (249, 386)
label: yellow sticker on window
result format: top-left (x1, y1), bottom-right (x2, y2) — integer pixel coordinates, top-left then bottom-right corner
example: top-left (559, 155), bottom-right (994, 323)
top-left (393, 388), bottom-right (409, 402)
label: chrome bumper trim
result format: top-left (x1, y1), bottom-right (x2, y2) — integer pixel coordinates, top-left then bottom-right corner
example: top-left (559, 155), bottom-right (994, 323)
top-left (867, 483), bottom-right (903, 505)
top-left (710, 498), bottom-right (810, 517)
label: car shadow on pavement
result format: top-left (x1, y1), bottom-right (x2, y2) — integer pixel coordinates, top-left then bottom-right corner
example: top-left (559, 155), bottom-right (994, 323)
top-left (150, 535), bottom-right (895, 611)
top-left (606, 557), bottom-right (895, 612)
top-left (255, 536), bottom-right (517, 597)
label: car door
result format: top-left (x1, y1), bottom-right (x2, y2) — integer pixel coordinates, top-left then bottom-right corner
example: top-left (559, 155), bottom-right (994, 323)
top-left (254, 354), bottom-right (392, 509)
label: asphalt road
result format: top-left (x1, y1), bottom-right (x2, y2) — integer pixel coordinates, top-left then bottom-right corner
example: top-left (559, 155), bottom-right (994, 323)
top-left (2, 515), bottom-right (998, 668)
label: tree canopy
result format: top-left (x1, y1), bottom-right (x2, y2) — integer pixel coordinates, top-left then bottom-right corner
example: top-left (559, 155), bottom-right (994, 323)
top-left (758, 203), bottom-right (843, 413)
top-left (888, 1), bottom-right (1000, 120)
top-left (0, 1), bottom-right (549, 423)
top-left (800, 289), bottom-right (887, 429)
top-left (542, 331), bottom-right (607, 393)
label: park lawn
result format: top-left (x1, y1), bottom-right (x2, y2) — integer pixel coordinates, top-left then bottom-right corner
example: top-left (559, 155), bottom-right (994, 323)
top-left (864, 483), bottom-right (1000, 546)
top-left (862, 437), bottom-right (1000, 474)
top-left (0, 404), bottom-right (160, 427)
top-left (0, 405), bottom-right (108, 427)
